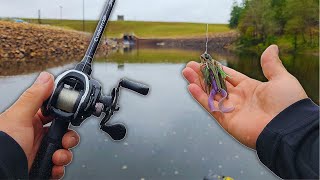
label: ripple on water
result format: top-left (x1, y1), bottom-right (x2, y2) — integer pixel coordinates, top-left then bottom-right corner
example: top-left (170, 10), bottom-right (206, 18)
top-left (183, 149), bottom-right (188, 153)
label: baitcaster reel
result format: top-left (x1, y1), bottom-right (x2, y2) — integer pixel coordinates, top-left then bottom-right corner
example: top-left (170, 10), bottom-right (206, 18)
top-left (29, 0), bottom-right (149, 179)
top-left (42, 70), bottom-right (149, 140)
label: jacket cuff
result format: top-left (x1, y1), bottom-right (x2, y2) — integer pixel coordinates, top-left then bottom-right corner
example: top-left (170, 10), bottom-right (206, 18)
top-left (0, 131), bottom-right (28, 179)
top-left (256, 98), bottom-right (319, 168)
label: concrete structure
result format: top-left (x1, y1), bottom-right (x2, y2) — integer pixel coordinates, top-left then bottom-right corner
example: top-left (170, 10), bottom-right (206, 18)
top-left (117, 15), bottom-right (124, 21)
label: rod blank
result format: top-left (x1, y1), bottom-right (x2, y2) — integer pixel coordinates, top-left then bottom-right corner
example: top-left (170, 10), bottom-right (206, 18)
top-left (82, 0), bottom-right (116, 64)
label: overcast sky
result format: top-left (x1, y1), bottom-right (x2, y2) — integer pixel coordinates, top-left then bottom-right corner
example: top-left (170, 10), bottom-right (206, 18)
top-left (0, 0), bottom-right (242, 23)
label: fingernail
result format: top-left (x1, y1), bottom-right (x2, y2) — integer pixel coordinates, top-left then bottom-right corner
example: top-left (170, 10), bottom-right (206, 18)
top-left (70, 136), bottom-right (77, 145)
top-left (272, 45), bottom-right (279, 54)
top-left (60, 153), bottom-right (68, 163)
top-left (35, 72), bottom-right (51, 85)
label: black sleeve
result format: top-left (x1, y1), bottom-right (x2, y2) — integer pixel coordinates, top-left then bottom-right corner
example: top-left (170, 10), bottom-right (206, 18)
top-left (256, 98), bottom-right (319, 179)
top-left (0, 131), bottom-right (28, 179)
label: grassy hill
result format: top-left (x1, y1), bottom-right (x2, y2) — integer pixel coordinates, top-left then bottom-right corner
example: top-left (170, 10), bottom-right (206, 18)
top-left (23, 19), bottom-right (232, 39)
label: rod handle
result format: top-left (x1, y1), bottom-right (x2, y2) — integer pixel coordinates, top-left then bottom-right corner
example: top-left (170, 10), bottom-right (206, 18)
top-left (29, 119), bottom-right (69, 179)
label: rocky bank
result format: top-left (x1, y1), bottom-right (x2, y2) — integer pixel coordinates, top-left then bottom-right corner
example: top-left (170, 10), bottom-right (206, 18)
top-left (0, 21), bottom-right (110, 76)
top-left (135, 32), bottom-right (239, 50)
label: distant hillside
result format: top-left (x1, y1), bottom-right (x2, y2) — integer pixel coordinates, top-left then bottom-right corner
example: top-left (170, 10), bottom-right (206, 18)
top-left (23, 19), bottom-right (232, 39)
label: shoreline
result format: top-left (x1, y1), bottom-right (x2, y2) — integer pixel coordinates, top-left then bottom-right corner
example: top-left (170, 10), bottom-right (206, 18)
top-left (0, 21), bottom-right (110, 76)
top-left (1, 21), bottom-right (317, 76)
top-left (0, 21), bottom-right (239, 76)
top-left (133, 32), bottom-right (239, 50)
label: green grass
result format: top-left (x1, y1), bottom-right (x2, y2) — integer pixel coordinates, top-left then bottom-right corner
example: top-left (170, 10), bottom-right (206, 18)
top-left (104, 48), bottom-right (202, 63)
top-left (23, 19), bottom-right (231, 38)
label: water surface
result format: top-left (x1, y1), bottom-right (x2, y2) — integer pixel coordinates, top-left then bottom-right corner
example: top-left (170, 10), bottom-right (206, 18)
top-left (0, 48), bottom-right (318, 180)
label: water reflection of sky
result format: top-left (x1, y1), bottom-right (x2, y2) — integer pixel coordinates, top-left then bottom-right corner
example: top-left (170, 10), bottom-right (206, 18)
top-left (0, 63), bottom-right (280, 180)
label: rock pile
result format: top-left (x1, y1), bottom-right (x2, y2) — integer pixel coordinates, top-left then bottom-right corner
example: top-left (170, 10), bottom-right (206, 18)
top-left (0, 21), bottom-right (110, 76)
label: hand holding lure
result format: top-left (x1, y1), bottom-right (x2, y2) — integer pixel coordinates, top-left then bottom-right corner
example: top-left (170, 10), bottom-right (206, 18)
top-left (199, 25), bottom-right (234, 113)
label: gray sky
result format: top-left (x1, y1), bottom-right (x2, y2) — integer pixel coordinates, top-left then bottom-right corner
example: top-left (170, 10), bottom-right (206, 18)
top-left (0, 0), bottom-right (242, 23)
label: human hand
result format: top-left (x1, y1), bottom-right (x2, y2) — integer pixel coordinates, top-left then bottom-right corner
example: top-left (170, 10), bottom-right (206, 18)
top-left (183, 45), bottom-right (308, 149)
top-left (0, 72), bottom-right (80, 179)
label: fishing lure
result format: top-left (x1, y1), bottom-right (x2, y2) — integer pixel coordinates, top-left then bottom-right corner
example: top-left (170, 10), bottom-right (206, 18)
top-left (200, 53), bottom-right (234, 113)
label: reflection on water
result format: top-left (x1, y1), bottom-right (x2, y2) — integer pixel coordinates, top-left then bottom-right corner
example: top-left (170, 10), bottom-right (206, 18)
top-left (107, 48), bottom-right (319, 103)
top-left (0, 47), bottom-right (317, 180)
top-left (230, 52), bottom-right (319, 104)
top-left (0, 63), bottom-right (278, 180)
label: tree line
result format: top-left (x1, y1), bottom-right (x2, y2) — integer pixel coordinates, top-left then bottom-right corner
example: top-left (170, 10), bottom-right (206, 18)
top-left (229, 0), bottom-right (319, 52)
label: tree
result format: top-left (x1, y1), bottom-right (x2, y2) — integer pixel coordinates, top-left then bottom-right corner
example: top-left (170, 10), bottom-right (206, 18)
top-left (229, 2), bottom-right (244, 29)
top-left (233, 0), bottom-right (319, 50)
top-left (284, 0), bottom-right (319, 48)
top-left (238, 0), bottom-right (277, 45)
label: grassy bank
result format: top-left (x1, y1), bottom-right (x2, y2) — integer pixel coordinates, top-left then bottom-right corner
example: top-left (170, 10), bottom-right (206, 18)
top-left (104, 48), bottom-right (201, 63)
top-left (23, 19), bottom-right (232, 39)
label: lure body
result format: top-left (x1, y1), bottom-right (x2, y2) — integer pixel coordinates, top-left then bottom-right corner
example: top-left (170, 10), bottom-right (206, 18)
top-left (200, 53), bottom-right (234, 113)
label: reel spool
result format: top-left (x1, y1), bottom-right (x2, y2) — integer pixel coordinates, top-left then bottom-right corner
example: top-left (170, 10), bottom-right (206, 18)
top-left (56, 88), bottom-right (80, 113)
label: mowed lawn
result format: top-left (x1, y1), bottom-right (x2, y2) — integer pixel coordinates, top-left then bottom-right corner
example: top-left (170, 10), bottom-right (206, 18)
top-left (24, 19), bottom-right (231, 38)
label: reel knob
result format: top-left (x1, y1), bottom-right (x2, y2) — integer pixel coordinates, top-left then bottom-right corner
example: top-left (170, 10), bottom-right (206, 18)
top-left (94, 103), bottom-right (104, 117)
top-left (101, 124), bottom-right (127, 141)
top-left (120, 78), bottom-right (149, 95)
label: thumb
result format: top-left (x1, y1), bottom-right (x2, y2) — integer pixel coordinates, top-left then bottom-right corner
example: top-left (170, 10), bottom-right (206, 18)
top-left (261, 45), bottom-right (288, 81)
top-left (6, 72), bottom-right (54, 120)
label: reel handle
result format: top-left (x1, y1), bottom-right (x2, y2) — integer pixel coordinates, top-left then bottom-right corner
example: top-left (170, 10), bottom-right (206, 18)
top-left (29, 119), bottom-right (70, 179)
top-left (101, 124), bottom-right (127, 141)
top-left (120, 78), bottom-right (149, 95)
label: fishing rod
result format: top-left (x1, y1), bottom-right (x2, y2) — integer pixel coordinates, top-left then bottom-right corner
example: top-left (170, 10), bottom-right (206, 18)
top-left (29, 0), bottom-right (149, 179)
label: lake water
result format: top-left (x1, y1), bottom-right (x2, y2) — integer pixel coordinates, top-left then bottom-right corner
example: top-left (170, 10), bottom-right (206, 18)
top-left (0, 48), bottom-right (318, 180)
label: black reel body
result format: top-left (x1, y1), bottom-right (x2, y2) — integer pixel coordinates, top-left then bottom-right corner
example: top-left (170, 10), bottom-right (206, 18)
top-left (43, 69), bottom-right (149, 140)
top-left (43, 70), bottom-right (96, 124)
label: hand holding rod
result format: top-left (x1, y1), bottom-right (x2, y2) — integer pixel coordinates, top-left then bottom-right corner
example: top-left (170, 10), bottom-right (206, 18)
top-left (29, 0), bottom-right (117, 179)
top-left (29, 119), bottom-right (70, 179)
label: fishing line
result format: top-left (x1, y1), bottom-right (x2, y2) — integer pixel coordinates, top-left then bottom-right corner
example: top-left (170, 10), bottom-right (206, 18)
top-left (205, 23), bottom-right (209, 54)
top-left (199, 1), bottom-right (235, 114)
top-left (204, 0), bottom-right (210, 54)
